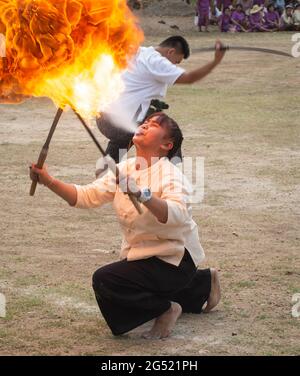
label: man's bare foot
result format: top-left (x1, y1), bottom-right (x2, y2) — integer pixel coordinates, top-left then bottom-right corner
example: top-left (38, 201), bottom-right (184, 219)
top-left (142, 302), bottom-right (182, 339)
top-left (203, 268), bottom-right (221, 313)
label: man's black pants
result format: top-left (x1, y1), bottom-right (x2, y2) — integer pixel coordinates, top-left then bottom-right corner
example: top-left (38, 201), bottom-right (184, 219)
top-left (92, 249), bottom-right (211, 336)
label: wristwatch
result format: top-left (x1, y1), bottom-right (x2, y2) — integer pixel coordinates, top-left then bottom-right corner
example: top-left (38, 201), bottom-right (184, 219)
top-left (137, 188), bottom-right (152, 203)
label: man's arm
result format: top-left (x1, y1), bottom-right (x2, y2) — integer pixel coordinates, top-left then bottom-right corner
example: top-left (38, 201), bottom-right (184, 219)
top-left (175, 41), bottom-right (226, 84)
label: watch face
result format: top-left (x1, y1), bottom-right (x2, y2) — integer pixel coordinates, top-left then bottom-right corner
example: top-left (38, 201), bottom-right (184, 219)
top-left (143, 188), bottom-right (151, 198)
top-left (140, 188), bottom-right (151, 203)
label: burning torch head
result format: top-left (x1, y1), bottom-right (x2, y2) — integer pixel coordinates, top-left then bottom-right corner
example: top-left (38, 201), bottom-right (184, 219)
top-left (0, 0), bottom-right (143, 116)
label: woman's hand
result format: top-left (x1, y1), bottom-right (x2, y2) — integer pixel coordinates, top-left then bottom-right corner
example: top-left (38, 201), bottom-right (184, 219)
top-left (117, 173), bottom-right (141, 199)
top-left (29, 163), bottom-right (53, 187)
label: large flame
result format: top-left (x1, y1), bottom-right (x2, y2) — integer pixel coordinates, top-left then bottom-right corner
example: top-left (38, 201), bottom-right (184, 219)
top-left (0, 0), bottom-right (143, 117)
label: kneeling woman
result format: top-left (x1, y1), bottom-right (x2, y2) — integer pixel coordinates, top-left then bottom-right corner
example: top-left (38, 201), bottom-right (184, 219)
top-left (30, 113), bottom-right (221, 339)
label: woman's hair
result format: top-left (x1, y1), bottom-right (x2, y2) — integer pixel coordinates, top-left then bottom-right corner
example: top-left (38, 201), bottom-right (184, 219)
top-left (145, 112), bottom-right (183, 160)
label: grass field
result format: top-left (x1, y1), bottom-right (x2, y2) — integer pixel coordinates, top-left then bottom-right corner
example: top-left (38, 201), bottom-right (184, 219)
top-left (0, 29), bottom-right (299, 355)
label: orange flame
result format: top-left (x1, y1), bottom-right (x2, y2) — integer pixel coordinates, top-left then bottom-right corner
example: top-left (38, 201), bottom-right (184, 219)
top-left (0, 0), bottom-right (143, 117)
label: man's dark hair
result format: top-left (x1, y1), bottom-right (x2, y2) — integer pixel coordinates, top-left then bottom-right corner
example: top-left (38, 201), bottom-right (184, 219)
top-left (146, 112), bottom-right (183, 160)
top-left (159, 36), bottom-right (190, 59)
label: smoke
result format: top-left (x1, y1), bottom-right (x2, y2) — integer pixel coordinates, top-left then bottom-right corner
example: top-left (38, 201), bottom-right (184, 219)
top-left (105, 108), bottom-right (138, 133)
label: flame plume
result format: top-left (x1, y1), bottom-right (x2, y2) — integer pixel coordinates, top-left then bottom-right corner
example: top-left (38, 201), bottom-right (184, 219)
top-left (0, 0), bottom-right (143, 117)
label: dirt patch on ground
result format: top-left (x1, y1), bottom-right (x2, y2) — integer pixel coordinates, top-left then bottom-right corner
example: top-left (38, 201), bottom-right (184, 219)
top-left (0, 18), bottom-right (299, 355)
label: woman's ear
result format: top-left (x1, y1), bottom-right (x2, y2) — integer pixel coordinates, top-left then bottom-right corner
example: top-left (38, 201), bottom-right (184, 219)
top-left (160, 141), bottom-right (173, 153)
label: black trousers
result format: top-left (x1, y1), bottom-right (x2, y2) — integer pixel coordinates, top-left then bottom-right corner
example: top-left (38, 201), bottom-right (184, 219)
top-left (96, 114), bottom-right (183, 164)
top-left (92, 249), bottom-right (211, 336)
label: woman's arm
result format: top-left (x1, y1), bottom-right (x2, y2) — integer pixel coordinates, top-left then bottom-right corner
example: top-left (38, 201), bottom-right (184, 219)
top-left (122, 172), bottom-right (189, 225)
top-left (142, 196), bottom-right (168, 224)
top-left (30, 163), bottom-right (116, 208)
top-left (30, 164), bottom-right (77, 206)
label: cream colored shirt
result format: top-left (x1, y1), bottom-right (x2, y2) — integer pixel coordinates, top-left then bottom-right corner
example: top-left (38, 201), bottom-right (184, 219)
top-left (75, 157), bottom-right (205, 267)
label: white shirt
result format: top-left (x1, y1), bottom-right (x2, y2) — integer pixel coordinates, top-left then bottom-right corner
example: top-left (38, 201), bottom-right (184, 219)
top-left (75, 157), bottom-right (205, 267)
top-left (106, 47), bottom-right (185, 122)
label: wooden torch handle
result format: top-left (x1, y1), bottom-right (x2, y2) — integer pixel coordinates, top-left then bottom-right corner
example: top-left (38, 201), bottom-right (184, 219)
top-left (129, 195), bottom-right (143, 215)
top-left (29, 147), bottom-right (48, 196)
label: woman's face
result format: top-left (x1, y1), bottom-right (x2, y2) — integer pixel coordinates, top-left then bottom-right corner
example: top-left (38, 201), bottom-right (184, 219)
top-left (269, 5), bottom-right (274, 12)
top-left (237, 5), bottom-right (242, 12)
top-left (133, 116), bottom-right (173, 154)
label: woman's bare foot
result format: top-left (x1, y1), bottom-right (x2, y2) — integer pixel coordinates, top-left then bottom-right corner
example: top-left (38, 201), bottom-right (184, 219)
top-left (203, 268), bottom-right (221, 313)
top-left (142, 302), bottom-right (182, 339)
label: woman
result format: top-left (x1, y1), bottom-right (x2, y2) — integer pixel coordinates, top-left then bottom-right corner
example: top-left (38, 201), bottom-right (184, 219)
top-left (219, 7), bottom-right (233, 32)
top-left (30, 113), bottom-right (221, 339)
top-left (231, 4), bottom-right (249, 31)
top-left (249, 4), bottom-right (270, 31)
top-left (197, 0), bottom-right (211, 31)
top-left (264, 3), bottom-right (280, 30)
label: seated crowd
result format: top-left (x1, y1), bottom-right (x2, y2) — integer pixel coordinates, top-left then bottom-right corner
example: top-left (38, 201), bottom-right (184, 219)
top-left (195, 0), bottom-right (300, 32)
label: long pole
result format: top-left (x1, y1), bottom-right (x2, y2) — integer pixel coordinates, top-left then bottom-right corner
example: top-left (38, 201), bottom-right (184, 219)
top-left (30, 107), bottom-right (64, 196)
top-left (72, 109), bottom-right (143, 215)
top-left (193, 45), bottom-right (293, 58)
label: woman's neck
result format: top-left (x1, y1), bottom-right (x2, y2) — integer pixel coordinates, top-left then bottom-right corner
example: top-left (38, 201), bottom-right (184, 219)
top-left (135, 149), bottom-right (163, 170)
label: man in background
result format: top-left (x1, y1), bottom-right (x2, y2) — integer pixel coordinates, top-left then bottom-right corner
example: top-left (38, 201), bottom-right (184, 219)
top-left (96, 35), bottom-right (226, 177)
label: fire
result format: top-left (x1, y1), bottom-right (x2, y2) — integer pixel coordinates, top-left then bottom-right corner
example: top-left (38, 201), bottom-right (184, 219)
top-left (0, 0), bottom-right (143, 117)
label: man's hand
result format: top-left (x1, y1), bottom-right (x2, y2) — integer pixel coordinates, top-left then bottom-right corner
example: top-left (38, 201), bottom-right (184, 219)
top-left (175, 40), bottom-right (226, 84)
top-left (214, 40), bottom-right (226, 65)
top-left (29, 163), bottom-right (52, 187)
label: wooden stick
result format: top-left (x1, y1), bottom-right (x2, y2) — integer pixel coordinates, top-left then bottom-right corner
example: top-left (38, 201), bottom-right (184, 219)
top-left (72, 109), bottom-right (143, 215)
top-left (192, 45), bottom-right (293, 58)
top-left (30, 108), bottom-right (64, 196)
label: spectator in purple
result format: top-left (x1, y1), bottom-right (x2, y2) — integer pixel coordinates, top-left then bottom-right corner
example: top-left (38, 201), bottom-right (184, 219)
top-left (197, 0), bottom-right (210, 32)
top-left (219, 6), bottom-right (233, 31)
top-left (238, 0), bottom-right (254, 15)
top-left (219, 0), bottom-right (232, 11)
top-left (249, 4), bottom-right (270, 30)
top-left (231, 4), bottom-right (249, 31)
top-left (264, 3), bottom-right (281, 30)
